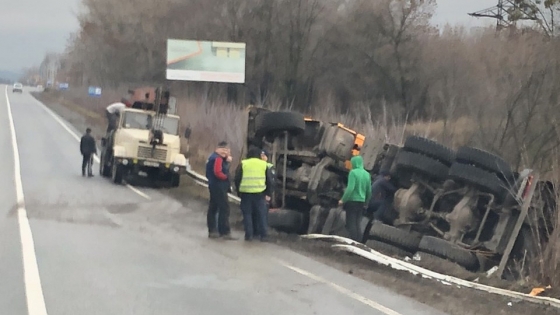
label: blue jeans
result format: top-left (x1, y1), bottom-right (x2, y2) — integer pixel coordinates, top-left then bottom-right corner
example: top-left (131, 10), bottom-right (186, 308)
top-left (240, 193), bottom-right (268, 240)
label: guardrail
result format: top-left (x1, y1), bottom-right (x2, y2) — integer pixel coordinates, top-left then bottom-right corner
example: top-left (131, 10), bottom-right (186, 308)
top-left (185, 163), bottom-right (241, 204)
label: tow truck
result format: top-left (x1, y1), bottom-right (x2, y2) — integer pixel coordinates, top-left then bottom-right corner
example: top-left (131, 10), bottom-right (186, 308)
top-left (99, 87), bottom-right (189, 187)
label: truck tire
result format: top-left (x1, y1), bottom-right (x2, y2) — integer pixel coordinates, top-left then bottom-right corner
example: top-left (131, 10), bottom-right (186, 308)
top-left (99, 152), bottom-right (111, 177)
top-left (268, 209), bottom-right (305, 233)
top-left (367, 221), bottom-right (422, 252)
top-left (111, 161), bottom-right (124, 184)
top-left (417, 236), bottom-right (479, 271)
top-left (171, 174), bottom-right (180, 187)
top-left (448, 163), bottom-right (505, 198)
top-left (366, 240), bottom-right (413, 258)
top-left (455, 146), bottom-right (514, 181)
top-left (403, 136), bottom-right (455, 166)
top-left (395, 151), bottom-right (449, 182)
top-left (255, 111), bottom-right (306, 136)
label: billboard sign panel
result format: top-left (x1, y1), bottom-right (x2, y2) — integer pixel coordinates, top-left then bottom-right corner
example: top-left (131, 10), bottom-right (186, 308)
top-left (166, 39), bottom-right (246, 83)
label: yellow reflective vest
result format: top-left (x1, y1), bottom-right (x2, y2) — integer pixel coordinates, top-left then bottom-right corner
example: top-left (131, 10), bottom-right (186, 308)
top-left (238, 158), bottom-right (268, 193)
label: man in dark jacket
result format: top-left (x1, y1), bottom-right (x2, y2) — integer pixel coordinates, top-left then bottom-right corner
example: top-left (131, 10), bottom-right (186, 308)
top-left (80, 128), bottom-right (97, 177)
top-left (234, 146), bottom-right (275, 242)
top-left (368, 170), bottom-right (397, 223)
top-left (206, 141), bottom-right (236, 240)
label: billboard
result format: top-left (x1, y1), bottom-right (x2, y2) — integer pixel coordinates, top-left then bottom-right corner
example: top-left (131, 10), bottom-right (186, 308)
top-left (166, 39), bottom-right (246, 83)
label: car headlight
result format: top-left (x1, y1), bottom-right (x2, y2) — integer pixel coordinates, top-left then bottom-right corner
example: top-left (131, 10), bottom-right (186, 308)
top-left (173, 166), bottom-right (179, 172)
top-left (122, 159), bottom-right (129, 165)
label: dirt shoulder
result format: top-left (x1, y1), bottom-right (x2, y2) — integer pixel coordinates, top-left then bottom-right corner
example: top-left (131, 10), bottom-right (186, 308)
top-left (32, 91), bottom-right (559, 315)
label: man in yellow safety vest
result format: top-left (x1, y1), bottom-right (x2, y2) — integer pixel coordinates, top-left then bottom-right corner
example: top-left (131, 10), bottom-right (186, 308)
top-left (234, 146), bottom-right (275, 242)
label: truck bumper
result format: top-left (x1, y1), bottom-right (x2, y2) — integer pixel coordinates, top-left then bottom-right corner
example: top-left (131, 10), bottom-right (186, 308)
top-left (114, 157), bottom-right (187, 176)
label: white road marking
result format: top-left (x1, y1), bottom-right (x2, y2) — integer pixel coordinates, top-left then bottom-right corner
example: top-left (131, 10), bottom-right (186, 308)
top-left (278, 260), bottom-right (403, 315)
top-left (30, 96), bottom-right (151, 200)
top-left (5, 87), bottom-right (49, 315)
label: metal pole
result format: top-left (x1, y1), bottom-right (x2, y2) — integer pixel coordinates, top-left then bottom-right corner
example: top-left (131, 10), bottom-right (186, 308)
top-left (282, 131), bottom-right (288, 208)
top-left (495, 173), bottom-right (539, 278)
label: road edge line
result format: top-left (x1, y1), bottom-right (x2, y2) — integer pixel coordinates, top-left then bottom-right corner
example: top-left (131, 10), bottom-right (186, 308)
top-left (277, 259), bottom-right (403, 315)
top-left (5, 87), bottom-right (49, 315)
top-left (29, 95), bottom-right (151, 201)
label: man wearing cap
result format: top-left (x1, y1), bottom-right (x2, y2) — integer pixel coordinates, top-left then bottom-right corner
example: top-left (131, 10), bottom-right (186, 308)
top-left (234, 146), bottom-right (275, 242)
top-left (368, 170), bottom-right (397, 223)
top-left (206, 141), bottom-right (236, 240)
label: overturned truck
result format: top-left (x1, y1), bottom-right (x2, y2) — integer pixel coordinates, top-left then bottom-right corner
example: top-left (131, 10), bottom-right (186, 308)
top-left (242, 107), bottom-right (556, 277)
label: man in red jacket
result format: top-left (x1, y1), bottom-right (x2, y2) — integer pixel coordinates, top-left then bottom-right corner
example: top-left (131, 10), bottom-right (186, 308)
top-left (205, 141), bottom-right (236, 240)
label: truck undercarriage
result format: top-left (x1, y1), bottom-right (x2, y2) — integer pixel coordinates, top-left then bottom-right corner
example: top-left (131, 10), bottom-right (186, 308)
top-left (242, 107), bottom-right (556, 278)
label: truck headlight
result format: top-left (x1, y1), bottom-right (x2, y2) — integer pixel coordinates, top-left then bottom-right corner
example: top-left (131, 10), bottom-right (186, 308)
top-left (122, 159), bottom-right (129, 166)
top-left (173, 166), bottom-right (179, 172)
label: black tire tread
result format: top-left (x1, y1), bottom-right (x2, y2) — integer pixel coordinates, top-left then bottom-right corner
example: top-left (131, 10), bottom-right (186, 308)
top-left (367, 221), bottom-right (422, 252)
top-left (403, 136), bottom-right (455, 166)
top-left (366, 240), bottom-right (413, 258)
top-left (255, 111), bottom-right (306, 136)
top-left (456, 146), bottom-right (513, 180)
top-left (395, 151), bottom-right (449, 181)
top-left (417, 236), bottom-right (479, 270)
top-left (448, 163), bottom-right (504, 197)
top-left (268, 209), bottom-right (305, 233)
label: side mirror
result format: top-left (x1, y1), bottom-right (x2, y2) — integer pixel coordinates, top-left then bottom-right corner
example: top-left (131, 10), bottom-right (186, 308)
top-left (184, 127), bottom-right (192, 139)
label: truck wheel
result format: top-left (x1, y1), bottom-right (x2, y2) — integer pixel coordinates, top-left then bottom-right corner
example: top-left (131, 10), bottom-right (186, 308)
top-left (170, 174), bottom-right (180, 187)
top-left (448, 163), bottom-right (505, 198)
top-left (455, 146), bottom-right (514, 181)
top-left (255, 111), bottom-right (306, 136)
top-left (366, 240), bottom-right (413, 258)
top-left (403, 136), bottom-right (455, 166)
top-left (268, 209), bottom-right (305, 234)
top-left (111, 161), bottom-right (124, 184)
top-left (417, 236), bottom-right (479, 271)
top-left (367, 221), bottom-right (422, 252)
top-left (100, 152), bottom-right (111, 177)
top-left (395, 151), bottom-right (449, 182)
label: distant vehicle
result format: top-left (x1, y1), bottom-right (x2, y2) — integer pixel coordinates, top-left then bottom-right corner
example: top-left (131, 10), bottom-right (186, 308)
top-left (12, 83), bottom-right (23, 93)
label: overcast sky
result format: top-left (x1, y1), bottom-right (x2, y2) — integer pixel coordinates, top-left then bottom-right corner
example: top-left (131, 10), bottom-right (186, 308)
top-left (0, 0), bottom-right (495, 73)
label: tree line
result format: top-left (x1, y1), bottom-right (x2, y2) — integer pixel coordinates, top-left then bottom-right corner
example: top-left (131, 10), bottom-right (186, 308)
top-left (30, 0), bottom-right (560, 173)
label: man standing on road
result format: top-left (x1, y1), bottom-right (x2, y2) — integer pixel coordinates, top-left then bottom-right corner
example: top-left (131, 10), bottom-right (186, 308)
top-left (105, 99), bottom-right (129, 133)
top-left (206, 141), bottom-right (236, 240)
top-left (339, 155), bottom-right (372, 242)
top-left (367, 170), bottom-right (397, 223)
top-left (235, 146), bottom-right (274, 242)
top-left (80, 128), bottom-right (97, 177)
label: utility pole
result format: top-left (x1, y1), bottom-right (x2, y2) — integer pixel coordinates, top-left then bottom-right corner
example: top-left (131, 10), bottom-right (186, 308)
top-left (468, 0), bottom-right (539, 31)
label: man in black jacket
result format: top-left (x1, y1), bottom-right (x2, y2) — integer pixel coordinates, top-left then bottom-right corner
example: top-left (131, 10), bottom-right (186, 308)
top-left (367, 170), bottom-right (397, 223)
top-left (80, 128), bottom-right (97, 177)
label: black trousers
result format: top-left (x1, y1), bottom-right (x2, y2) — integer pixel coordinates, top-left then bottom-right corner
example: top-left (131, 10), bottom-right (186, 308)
top-left (343, 201), bottom-right (365, 242)
top-left (207, 185), bottom-right (231, 236)
top-left (82, 153), bottom-right (93, 176)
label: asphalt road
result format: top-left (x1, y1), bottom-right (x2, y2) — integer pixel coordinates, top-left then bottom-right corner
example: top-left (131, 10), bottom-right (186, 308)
top-left (0, 85), bottom-right (449, 315)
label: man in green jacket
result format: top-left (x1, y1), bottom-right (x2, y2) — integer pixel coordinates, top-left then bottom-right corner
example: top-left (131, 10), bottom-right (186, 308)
top-left (339, 155), bottom-right (372, 242)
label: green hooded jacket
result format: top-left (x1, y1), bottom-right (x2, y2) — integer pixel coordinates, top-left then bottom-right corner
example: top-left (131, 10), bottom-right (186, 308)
top-left (341, 155), bottom-right (372, 204)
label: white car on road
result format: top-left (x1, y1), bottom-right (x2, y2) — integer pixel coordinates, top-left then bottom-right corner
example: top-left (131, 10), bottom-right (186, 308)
top-left (12, 83), bottom-right (23, 93)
